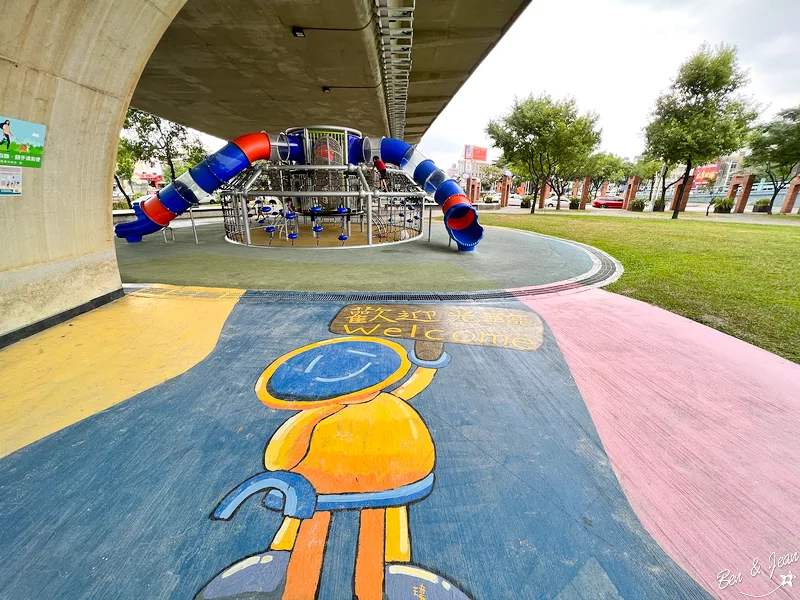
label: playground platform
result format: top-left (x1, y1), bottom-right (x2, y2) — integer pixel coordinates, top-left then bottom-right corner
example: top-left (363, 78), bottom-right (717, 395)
top-left (1, 226), bottom-right (798, 600)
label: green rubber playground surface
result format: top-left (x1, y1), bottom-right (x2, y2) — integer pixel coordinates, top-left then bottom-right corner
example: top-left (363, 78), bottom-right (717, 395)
top-left (115, 221), bottom-right (595, 292)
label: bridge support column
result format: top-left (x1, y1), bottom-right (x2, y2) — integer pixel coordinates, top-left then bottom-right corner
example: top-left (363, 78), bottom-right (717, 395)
top-left (0, 0), bottom-right (185, 340)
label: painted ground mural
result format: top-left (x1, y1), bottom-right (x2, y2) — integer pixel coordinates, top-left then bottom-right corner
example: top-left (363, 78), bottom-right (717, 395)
top-left (0, 298), bottom-right (711, 599)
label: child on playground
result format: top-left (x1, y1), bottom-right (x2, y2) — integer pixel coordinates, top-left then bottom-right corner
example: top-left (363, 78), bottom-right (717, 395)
top-left (372, 156), bottom-right (389, 192)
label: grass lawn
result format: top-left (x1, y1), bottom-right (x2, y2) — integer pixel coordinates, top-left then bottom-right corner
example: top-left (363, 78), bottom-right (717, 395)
top-left (479, 213), bottom-right (800, 363)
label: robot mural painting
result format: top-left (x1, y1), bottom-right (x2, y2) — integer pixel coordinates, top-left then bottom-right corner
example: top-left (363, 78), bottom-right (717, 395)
top-left (196, 305), bottom-right (545, 600)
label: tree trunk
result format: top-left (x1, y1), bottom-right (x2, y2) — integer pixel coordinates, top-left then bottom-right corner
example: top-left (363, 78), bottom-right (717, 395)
top-left (530, 182), bottom-right (539, 214)
top-left (114, 174), bottom-right (132, 208)
top-left (671, 158), bottom-right (692, 220)
top-left (767, 187), bottom-right (781, 215)
top-left (166, 143), bottom-right (176, 182)
top-left (648, 176), bottom-right (655, 203)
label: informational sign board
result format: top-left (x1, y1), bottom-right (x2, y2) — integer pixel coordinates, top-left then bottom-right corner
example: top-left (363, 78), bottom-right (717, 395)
top-left (464, 145), bottom-right (488, 162)
top-left (0, 117), bottom-right (46, 168)
top-left (0, 166), bottom-right (22, 195)
top-left (330, 304), bottom-right (544, 352)
top-left (692, 163), bottom-right (719, 188)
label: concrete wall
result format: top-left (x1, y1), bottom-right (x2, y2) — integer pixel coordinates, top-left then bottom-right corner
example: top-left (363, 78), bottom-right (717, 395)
top-left (0, 0), bottom-right (185, 336)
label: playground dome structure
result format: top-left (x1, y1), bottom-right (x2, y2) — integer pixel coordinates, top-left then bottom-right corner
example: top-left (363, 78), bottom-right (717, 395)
top-left (115, 126), bottom-right (484, 251)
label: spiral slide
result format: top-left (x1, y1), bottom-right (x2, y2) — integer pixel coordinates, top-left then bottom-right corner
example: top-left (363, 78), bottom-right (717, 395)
top-left (115, 132), bottom-right (483, 251)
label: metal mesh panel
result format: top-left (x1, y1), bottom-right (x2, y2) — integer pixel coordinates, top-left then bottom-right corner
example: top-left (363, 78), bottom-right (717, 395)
top-left (311, 134), bottom-right (345, 211)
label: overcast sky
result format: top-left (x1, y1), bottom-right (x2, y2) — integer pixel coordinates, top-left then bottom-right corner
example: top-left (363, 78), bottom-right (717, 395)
top-left (417, 0), bottom-right (800, 170)
top-left (197, 0), bottom-right (798, 169)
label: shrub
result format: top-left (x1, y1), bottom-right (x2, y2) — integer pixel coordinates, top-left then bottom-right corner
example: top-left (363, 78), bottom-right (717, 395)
top-left (112, 200), bottom-right (130, 210)
top-left (752, 198), bottom-right (770, 212)
top-left (713, 197), bottom-right (734, 213)
top-left (754, 198), bottom-right (770, 206)
top-left (520, 198), bottom-right (531, 209)
top-left (652, 199), bottom-right (665, 212)
top-left (568, 197), bottom-right (580, 209)
top-left (630, 198), bottom-right (646, 212)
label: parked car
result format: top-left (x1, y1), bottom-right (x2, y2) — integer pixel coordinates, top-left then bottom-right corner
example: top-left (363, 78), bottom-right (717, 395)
top-left (507, 193), bottom-right (522, 206)
top-left (592, 196), bottom-right (625, 209)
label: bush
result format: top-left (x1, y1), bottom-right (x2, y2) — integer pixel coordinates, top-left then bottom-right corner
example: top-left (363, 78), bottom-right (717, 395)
top-left (482, 194), bottom-right (494, 203)
top-left (520, 198), bottom-right (531, 209)
top-left (630, 198), bottom-right (646, 212)
top-left (653, 199), bottom-right (665, 212)
top-left (752, 199), bottom-right (770, 212)
top-left (713, 197), bottom-right (734, 213)
top-left (112, 200), bottom-right (130, 210)
top-left (568, 197), bottom-right (580, 209)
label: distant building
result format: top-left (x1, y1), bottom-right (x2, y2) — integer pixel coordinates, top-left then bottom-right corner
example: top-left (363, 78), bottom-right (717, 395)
top-left (446, 163), bottom-right (458, 179)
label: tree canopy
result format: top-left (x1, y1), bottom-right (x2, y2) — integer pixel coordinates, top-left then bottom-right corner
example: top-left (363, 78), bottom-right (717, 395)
top-left (644, 43), bottom-right (756, 218)
top-left (114, 138), bottom-right (136, 207)
top-left (584, 152), bottom-right (625, 197)
top-left (745, 105), bottom-right (800, 213)
top-left (124, 108), bottom-right (207, 182)
top-left (486, 94), bottom-right (600, 210)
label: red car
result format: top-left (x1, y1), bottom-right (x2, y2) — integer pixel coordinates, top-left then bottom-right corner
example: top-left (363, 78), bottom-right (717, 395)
top-left (592, 196), bottom-right (624, 209)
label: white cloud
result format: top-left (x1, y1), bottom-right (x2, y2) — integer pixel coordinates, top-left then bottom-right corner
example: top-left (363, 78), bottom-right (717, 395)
top-left (418, 0), bottom-right (800, 169)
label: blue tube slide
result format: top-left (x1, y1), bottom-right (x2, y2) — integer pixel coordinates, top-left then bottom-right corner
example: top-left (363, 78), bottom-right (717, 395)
top-left (115, 133), bottom-right (275, 243)
top-left (377, 137), bottom-right (483, 251)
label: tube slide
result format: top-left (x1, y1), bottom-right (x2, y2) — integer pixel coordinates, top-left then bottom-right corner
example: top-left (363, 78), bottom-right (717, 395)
top-left (354, 136), bottom-right (483, 251)
top-left (115, 132), bottom-right (293, 242)
top-left (116, 131), bottom-right (482, 251)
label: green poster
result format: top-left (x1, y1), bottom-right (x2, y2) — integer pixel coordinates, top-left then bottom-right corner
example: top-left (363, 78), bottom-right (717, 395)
top-left (0, 117), bottom-right (46, 168)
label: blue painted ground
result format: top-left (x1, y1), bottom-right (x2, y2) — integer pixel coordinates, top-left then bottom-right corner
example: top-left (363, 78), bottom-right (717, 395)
top-left (0, 300), bottom-right (709, 599)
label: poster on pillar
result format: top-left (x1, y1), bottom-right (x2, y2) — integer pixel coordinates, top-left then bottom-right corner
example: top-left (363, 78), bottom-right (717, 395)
top-left (0, 117), bottom-right (46, 168)
top-left (0, 166), bottom-right (22, 195)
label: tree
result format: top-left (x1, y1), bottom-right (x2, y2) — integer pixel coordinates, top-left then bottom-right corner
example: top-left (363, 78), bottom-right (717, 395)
top-left (114, 137), bottom-right (136, 208)
top-left (584, 152), bottom-right (625, 198)
top-left (125, 108), bottom-right (191, 182)
top-left (487, 94), bottom-right (600, 212)
top-left (631, 157), bottom-right (663, 203)
top-left (480, 164), bottom-right (504, 192)
top-left (744, 105), bottom-right (800, 213)
top-left (644, 44), bottom-right (756, 219)
top-left (699, 172), bottom-right (721, 215)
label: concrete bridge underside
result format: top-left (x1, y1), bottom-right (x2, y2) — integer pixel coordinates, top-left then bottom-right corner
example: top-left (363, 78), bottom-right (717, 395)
top-left (133, 0), bottom-right (530, 142)
top-left (0, 0), bottom-right (528, 340)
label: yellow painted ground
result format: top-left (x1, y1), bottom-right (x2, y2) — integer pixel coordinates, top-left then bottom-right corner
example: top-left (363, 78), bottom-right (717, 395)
top-left (0, 285), bottom-right (242, 458)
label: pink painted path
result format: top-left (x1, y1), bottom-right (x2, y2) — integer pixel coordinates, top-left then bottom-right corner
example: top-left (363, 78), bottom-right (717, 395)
top-left (525, 289), bottom-right (800, 599)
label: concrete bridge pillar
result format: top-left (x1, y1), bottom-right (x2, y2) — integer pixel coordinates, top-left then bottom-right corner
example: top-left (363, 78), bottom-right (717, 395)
top-left (779, 177), bottom-right (800, 214)
top-left (729, 174), bottom-right (755, 213)
top-left (0, 0), bottom-right (185, 340)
